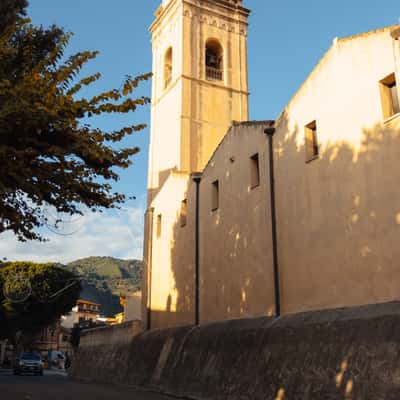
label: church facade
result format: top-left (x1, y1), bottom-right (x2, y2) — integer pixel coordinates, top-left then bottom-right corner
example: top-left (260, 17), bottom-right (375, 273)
top-left (142, 0), bottom-right (400, 329)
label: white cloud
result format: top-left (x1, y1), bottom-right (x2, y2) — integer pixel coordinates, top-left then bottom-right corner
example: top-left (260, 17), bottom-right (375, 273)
top-left (0, 204), bottom-right (145, 264)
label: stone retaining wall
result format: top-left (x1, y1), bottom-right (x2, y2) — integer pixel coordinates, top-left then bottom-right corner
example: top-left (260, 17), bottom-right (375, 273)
top-left (71, 302), bottom-right (400, 399)
top-left (79, 320), bottom-right (142, 347)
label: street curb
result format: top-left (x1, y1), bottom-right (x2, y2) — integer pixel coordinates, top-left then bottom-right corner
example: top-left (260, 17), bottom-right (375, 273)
top-left (71, 375), bottom-right (197, 400)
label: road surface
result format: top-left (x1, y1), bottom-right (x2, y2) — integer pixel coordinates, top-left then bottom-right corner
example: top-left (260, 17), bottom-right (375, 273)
top-left (0, 370), bottom-right (180, 400)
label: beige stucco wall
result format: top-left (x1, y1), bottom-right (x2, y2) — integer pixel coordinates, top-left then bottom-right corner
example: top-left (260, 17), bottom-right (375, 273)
top-left (199, 122), bottom-right (276, 323)
top-left (274, 26), bottom-right (400, 314)
top-left (146, 122), bottom-right (276, 328)
top-left (146, 171), bottom-right (197, 329)
top-left (148, 0), bottom-right (184, 203)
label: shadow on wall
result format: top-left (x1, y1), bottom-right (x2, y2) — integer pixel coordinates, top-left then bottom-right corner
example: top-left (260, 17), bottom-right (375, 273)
top-left (148, 167), bottom-right (176, 206)
top-left (151, 110), bottom-right (400, 327)
top-left (166, 123), bottom-right (275, 326)
top-left (275, 111), bottom-right (400, 313)
top-left (150, 182), bottom-right (197, 327)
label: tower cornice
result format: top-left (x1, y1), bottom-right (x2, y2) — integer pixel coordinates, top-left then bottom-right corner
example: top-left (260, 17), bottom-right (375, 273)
top-left (150, 0), bottom-right (250, 35)
top-left (183, 0), bottom-right (250, 21)
top-left (203, 0), bottom-right (250, 15)
top-left (183, 0), bottom-right (250, 20)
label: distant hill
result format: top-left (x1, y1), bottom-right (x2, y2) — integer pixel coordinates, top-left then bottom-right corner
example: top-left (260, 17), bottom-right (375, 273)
top-left (66, 256), bottom-right (142, 317)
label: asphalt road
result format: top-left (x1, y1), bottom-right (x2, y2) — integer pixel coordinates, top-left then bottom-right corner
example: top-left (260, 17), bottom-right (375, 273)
top-left (0, 370), bottom-right (179, 400)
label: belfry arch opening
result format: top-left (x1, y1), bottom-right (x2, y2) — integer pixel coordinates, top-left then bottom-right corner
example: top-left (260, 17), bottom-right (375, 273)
top-left (164, 47), bottom-right (173, 89)
top-left (205, 39), bottom-right (223, 81)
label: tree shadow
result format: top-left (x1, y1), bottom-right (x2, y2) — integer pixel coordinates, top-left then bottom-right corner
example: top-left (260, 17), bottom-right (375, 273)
top-left (275, 111), bottom-right (400, 313)
top-left (146, 112), bottom-right (400, 329)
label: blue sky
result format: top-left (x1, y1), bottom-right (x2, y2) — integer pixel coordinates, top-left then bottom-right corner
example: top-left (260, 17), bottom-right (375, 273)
top-left (3, 0), bottom-right (399, 263)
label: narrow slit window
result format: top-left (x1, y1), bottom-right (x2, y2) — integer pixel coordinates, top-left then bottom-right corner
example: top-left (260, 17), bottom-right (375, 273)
top-left (156, 214), bottom-right (162, 238)
top-left (305, 120), bottom-right (319, 163)
top-left (250, 153), bottom-right (260, 188)
top-left (164, 47), bottom-right (173, 89)
top-left (180, 199), bottom-right (187, 227)
top-left (211, 180), bottom-right (219, 211)
top-left (380, 73), bottom-right (400, 119)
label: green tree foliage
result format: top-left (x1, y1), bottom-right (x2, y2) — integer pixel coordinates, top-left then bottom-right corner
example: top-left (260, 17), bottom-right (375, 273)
top-left (67, 256), bottom-right (142, 317)
top-left (0, 0), bottom-right (27, 34)
top-left (0, 261), bottom-right (81, 341)
top-left (0, 2), bottom-right (151, 241)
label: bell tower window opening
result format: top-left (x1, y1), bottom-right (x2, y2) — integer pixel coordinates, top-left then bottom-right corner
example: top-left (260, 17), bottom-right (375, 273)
top-left (205, 39), bottom-right (223, 81)
top-left (164, 47), bottom-right (173, 89)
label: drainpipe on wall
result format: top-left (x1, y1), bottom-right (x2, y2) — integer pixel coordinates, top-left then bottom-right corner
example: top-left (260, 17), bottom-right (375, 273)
top-left (146, 207), bottom-right (155, 330)
top-left (264, 126), bottom-right (281, 317)
top-left (192, 174), bottom-right (202, 325)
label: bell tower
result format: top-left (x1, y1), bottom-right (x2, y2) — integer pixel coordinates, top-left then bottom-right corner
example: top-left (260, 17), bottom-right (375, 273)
top-left (143, 0), bottom-right (250, 329)
top-left (147, 0), bottom-right (250, 203)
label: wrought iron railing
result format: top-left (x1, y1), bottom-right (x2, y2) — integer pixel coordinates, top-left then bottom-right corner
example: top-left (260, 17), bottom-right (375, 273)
top-left (206, 66), bottom-right (223, 81)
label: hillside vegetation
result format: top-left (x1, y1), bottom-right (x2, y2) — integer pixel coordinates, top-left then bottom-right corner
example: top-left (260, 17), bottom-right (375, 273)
top-left (67, 256), bottom-right (142, 317)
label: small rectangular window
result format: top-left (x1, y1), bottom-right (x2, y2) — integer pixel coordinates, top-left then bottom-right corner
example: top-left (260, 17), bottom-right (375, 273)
top-left (180, 199), bottom-right (187, 227)
top-left (250, 153), bottom-right (260, 188)
top-left (211, 180), bottom-right (219, 211)
top-left (156, 214), bottom-right (162, 238)
top-left (380, 73), bottom-right (400, 119)
top-left (305, 120), bottom-right (319, 162)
